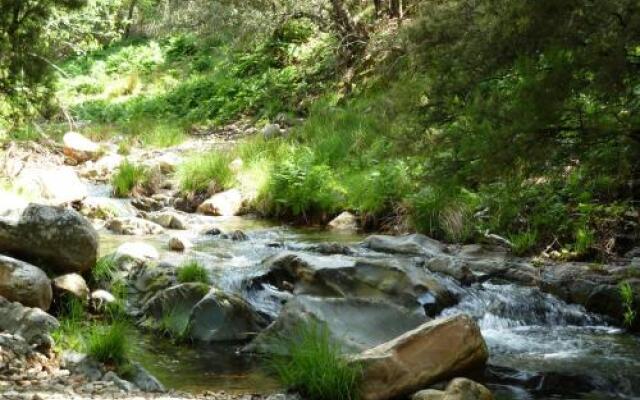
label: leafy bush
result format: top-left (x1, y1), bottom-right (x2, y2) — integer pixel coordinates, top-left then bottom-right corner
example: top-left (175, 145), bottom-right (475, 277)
top-left (86, 323), bottom-right (129, 365)
top-left (178, 152), bottom-right (235, 193)
top-left (265, 322), bottom-right (361, 400)
top-left (111, 160), bottom-right (148, 198)
top-left (177, 260), bottom-right (209, 284)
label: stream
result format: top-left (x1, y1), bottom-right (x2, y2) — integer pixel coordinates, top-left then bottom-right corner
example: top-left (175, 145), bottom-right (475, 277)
top-left (94, 199), bottom-right (640, 400)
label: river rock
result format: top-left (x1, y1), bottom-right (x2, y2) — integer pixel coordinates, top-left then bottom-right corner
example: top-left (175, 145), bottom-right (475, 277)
top-left (0, 204), bottom-right (98, 274)
top-left (82, 153), bottom-right (123, 179)
top-left (63, 132), bottom-right (101, 163)
top-left (106, 217), bottom-right (164, 235)
top-left (0, 296), bottom-right (59, 348)
top-left (0, 255), bottom-right (52, 310)
top-left (103, 371), bottom-right (137, 392)
top-left (145, 210), bottom-right (187, 230)
top-left (128, 362), bottom-right (165, 392)
top-left (197, 189), bottom-right (243, 216)
top-left (62, 351), bottom-right (104, 381)
top-left (263, 123), bottom-right (283, 139)
top-left (364, 234), bottom-right (446, 257)
top-left (80, 197), bottom-right (136, 220)
top-left (90, 289), bottom-right (116, 312)
top-left (14, 167), bottom-right (88, 205)
top-left (189, 288), bottom-right (267, 342)
top-left (253, 252), bottom-right (456, 314)
top-left (328, 211), bottom-right (358, 232)
top-left (412, 378), bottom-right (492, 400)
top-left (354, 314), bottom-right (489, 400)
top-left (140, 283), bottom-right (210, 335)
top-left (168, 236), bottom-right (192, 252)
top-left (246, 296), bottom-right (427, 354)
top-left (53, 273), bottom-right (89, 300)
top-left (113, 242), bottom-right (159, 266)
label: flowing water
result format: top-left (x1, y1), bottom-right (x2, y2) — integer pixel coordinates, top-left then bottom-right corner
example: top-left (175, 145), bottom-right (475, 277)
top-left (97, 210), bottom-right (640, 399)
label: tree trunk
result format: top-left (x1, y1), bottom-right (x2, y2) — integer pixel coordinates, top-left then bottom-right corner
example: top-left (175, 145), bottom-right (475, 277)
top-left (124, 0), bottom-right (138, 38)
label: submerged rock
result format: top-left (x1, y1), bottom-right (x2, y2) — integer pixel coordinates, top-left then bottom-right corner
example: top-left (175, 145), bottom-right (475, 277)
top-left (354, 314), bottom-right (489, 400)
top-left (246, 295), bottom-right (427, 354)
top-left (197, 188), bottom-right (244, 216)
top-left (0, 296), bottom-right (59, 349)
top-left (0, 204), bottom-right (98, 274)
top-left (0, 255), bottom-right (52, 310)
top-left (189, 288), bottom-right (268, 342)
top-left (168, 236), bottom-right (192, 252)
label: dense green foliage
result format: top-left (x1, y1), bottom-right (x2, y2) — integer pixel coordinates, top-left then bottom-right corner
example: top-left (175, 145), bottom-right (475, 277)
top-left (3, 0), bottom-right (639, 259)
top-left (265, 322), bottom-right (362, 400)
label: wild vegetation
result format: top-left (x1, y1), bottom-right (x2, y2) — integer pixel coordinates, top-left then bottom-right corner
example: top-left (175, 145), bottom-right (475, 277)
top-left (1, 0), bottom-right (639, 261)
top-left (265, 322), bottom-right (362, 400)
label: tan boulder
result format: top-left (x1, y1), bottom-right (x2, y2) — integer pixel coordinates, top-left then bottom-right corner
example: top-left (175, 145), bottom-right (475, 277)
top-left (197, 189), bottom-right (243, 216)
top-left (354, 314), bottom-right (488, 400)
top-left (413, 378), bottom-right (493, 400)
top-left (63, 131), bottom-right (101, 163)
top-left (328, 211), bottom-right (358, 232)
top-left (53, 273), bottom-right (89, 300)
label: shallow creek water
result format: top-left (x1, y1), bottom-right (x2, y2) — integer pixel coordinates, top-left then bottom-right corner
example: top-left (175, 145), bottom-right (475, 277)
top-left (97, 214), bottom-right (640, 399)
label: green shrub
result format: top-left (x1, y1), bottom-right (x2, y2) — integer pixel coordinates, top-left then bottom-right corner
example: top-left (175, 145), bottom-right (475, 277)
top-left (86, 323), bottom-right (129, 365)
top-left (265, 322), bottom-right (361, 400)
top-left (111, 160), bottom-right (148, 198)
top-left (176, 260), bottom-right (209, 284)
top-left (178, 152), bottom-right (235, 193)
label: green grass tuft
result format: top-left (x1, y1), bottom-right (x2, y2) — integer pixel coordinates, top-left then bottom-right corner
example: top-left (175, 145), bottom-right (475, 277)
top-left (86, 322), bottom-right (130, 366)
top-left (92, 255), bottom-right (118, 285)
top-left (264, 322), bottom-right (362, 400)
top-left (176, 260), bottom-right (210, 284)
top-left (178, 152), bottom-right (235, 193)
top-left (509, 231), bottom-right (539, 256)
top-left (111, 160), bottom-right (148, 198)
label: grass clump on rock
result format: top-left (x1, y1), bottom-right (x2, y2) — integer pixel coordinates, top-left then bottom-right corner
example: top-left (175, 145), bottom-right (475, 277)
top-left (112, 160), bottom-right (149, 198)
top-left (265, 322), bottom-right (362, 400)
top-left (176, 260), bottom-right (209, 284)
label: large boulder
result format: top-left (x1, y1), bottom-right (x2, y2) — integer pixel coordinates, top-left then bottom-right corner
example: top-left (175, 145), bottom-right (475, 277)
top-left (14, 167), bottom-right (88, 205)
top-left (252, 252), bottom-right (456, 315)
top-left (189, 288), bottom-right (267, 342)
top-left (197, 189), bottom-right (243, 216)
top-left (0, 255), bottom-right (52, 310)
top-left (63, 131), bottom-right (101, 163)
top-left (363, 234), bottom-right (445, 257)
top-left (353, 314), bottom-right (489, 400)
top-left (140, 283), bottom-right (210, 336)
top-left (0, 296), bottom-right (59, 348)
top-left (246, 296), bottom-right (427, 354)
top-left (0, 204), bottom-right (98, 274)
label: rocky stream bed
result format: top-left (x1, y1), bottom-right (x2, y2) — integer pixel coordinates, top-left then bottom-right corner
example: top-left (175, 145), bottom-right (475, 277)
top-left (2, 136), bottom-right (640, 400)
